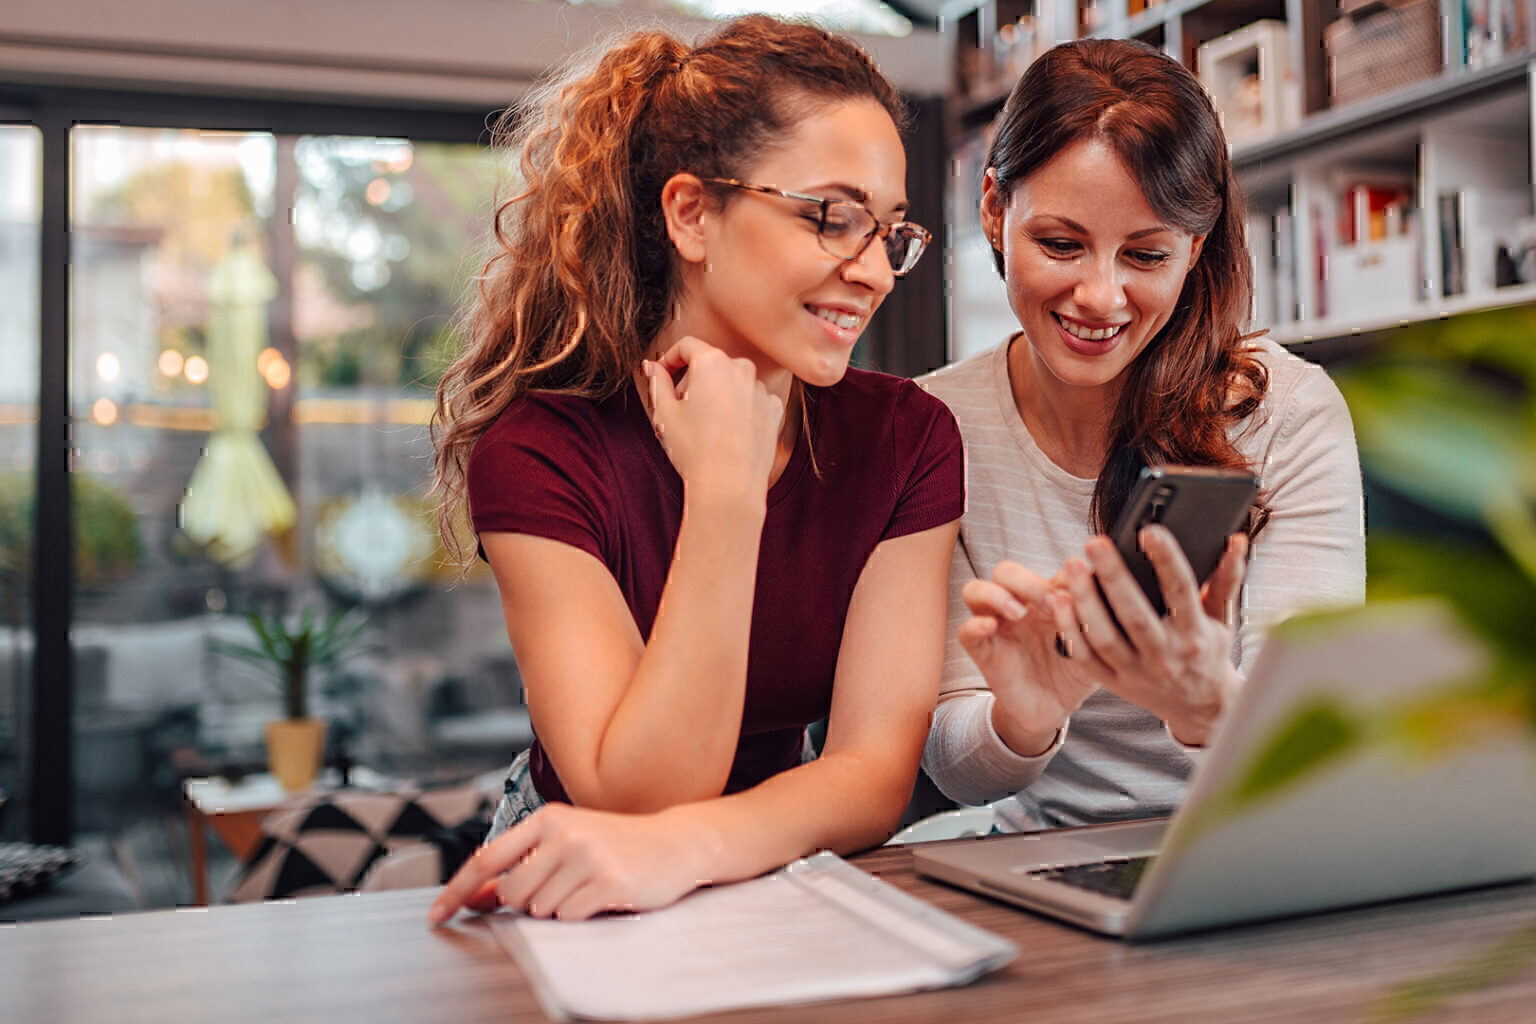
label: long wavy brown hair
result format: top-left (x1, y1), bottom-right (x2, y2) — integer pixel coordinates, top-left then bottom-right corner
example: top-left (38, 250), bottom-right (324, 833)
top-left (430, 16), bottom-right (905, 562)
top-left (986, 37), bottom-right (1269, 535)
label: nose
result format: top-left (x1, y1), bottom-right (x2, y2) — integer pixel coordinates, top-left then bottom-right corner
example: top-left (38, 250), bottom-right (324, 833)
top-left (841, 234), bottom-right (896, 295)
top-left (1073, 255), bottom-right (1125, 317)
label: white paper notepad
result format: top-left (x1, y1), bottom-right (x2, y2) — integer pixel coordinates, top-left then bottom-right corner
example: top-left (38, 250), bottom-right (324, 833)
top-left (488, 851), bottom-right (1016, 1021)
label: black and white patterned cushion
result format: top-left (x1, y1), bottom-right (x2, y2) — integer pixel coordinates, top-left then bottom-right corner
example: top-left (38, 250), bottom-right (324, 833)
top-left (228, 784), bottom-right (494, 902)
top-left (0, 843), bottom-right (82, 903)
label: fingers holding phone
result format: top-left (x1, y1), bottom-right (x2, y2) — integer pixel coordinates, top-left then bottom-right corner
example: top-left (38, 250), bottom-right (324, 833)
top-left (958, 565), bottom-right (1099, 756)
top-left (1060, 466), bottom-right (1258, 745)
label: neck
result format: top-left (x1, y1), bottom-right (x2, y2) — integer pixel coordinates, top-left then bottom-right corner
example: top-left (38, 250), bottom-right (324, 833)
top-left (1007, 333), bottom-right (1118, 478)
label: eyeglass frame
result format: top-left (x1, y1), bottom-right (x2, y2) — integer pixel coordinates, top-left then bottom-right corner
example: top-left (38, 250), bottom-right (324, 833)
top-left (700, 177), bottom-right (931, 278)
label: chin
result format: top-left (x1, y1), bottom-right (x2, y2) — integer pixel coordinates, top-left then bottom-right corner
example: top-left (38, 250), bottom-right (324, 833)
top-left (799, 357), bottom-right (852, 389)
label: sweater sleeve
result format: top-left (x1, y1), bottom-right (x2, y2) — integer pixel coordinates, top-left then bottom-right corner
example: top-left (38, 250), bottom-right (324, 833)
top-left (1236, 358), bottom-right (1367, 670)
top-left (921, 532), bottom-right (1068, 805)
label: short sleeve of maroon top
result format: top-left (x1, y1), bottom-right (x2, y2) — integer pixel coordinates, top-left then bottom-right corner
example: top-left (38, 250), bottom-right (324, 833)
top-left (466, 368), bottom-right (965, 804)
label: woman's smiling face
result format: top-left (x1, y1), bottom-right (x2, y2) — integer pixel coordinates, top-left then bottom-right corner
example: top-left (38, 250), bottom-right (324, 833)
top-left (675, 97), bottom-right (909, 391)
top-left (982, 137), bottom-right (1204, 399)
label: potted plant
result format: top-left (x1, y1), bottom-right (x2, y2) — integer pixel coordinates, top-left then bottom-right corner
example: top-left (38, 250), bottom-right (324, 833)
top-left (217, 606), bottom-right (371, 792)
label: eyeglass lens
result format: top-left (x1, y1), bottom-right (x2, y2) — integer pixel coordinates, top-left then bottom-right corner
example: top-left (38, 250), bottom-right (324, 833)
top-left (818, 203), bottom-right (924, 275)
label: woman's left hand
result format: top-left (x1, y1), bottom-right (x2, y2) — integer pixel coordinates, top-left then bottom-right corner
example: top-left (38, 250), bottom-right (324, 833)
top-left (427, 803), bottom-right (710, 925)
top-left (1055, 526), bottom-right (1248, 746)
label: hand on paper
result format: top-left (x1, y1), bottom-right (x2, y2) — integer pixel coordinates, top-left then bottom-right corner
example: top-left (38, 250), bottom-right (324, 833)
top-left (643, 336), bottom-right (784, 504)
top-left (427, 802), bottom-right (710, 925)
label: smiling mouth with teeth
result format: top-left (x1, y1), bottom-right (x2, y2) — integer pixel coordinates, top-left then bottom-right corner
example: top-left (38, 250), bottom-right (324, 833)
top-left (813, 307), bottom-right (863, 330)
top-left (1056, 315), bottom-right (1126, 342)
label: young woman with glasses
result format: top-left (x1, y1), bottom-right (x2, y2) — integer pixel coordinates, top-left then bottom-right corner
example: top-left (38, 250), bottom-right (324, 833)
top-left (427, 16), bottom-right (962, 923)
top-left (919, 39), bottom-right (1365, 832)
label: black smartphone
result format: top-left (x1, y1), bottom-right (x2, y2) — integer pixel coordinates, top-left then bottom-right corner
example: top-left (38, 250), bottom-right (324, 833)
top-left (1105, 465), bottom-right (1260, 617)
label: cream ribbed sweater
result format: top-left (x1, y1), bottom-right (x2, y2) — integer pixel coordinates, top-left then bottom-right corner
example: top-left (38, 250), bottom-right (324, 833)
top-left (918, 336), bottom-right (1366, 831)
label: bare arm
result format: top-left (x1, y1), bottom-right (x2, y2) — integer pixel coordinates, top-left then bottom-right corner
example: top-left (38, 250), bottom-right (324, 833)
top-left (429, 519), bottom-right (958, 923)
top-left (486, 338), bottom-right (785, 813)
top-left (485, 520), bottom-right (760, 812)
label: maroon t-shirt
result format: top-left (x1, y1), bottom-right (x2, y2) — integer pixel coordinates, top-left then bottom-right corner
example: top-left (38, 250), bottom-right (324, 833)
top-left (467, 368), bottom-right (965, 804)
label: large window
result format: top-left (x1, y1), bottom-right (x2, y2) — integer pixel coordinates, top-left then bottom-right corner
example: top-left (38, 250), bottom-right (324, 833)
top-left (54, 119), bottom-right (525, 880)
top-left (0, 125), bottom-right (40, 840)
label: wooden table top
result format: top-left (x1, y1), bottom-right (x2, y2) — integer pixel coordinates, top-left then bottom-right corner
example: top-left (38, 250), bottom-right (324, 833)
top-left (4, 840), bottom-right (1536, 1024)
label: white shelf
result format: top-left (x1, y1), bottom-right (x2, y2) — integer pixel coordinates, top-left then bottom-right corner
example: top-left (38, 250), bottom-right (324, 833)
top-left (1268, 282), bottom-right (1536, 345)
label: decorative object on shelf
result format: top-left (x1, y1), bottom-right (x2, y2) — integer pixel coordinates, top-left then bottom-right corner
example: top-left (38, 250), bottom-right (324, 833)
top-left (1494, 218), bottom-right (1536, 285)
top-left (1198, 20), bottom-right (1300, 145)
top-left (215, 607), bottom-right (372, 792)
top-left (1325, 0), bottom-right (1442, 108)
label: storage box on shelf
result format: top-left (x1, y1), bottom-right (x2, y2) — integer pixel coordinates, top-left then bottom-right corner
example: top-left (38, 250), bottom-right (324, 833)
top-left (1325, 0), bottom-right (1442, 108)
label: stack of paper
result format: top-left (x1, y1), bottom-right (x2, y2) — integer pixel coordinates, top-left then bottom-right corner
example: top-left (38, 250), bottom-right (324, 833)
top-left (490, 851), bottom-right (1016, 1020)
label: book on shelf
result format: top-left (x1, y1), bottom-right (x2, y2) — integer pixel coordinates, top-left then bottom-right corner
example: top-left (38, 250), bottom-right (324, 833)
top-left (1465, 0), bottom-right (1533, 68)
top-left (1246, 210), bottom-right (1277, 330)
top-left (1342, 182), bottom-right (1413, 245)
top-left (1440, 191), bottom-right (1467, 298)
top-left (1273, 206), bottom-right (1296, 325)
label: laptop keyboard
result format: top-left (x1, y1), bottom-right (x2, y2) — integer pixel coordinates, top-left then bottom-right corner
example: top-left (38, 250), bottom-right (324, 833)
top-left (1028, 856), bottom-right (1154, 901)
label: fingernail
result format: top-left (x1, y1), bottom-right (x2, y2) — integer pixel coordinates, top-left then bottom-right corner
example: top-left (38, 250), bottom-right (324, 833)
top-left (427, 903), bottom-right (449, 926)
top-left (1004, 599), bottom-right (1027, 620)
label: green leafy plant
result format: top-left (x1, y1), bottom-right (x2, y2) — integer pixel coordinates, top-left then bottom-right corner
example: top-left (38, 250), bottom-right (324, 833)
top-left (1176, 310), bottom-right (1536, 1021)
top-left (1201, 309), bottom-right (1536, 821)
top-left (215, 607), bottom-right (371, 720)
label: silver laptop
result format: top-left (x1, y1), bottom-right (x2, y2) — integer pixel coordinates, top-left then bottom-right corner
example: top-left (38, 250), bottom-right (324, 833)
top-left (912, 599), bottom-right (1536, 939)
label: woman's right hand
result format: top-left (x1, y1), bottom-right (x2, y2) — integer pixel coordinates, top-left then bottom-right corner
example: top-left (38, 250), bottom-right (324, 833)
top-left (958, 561), bottom-right (1100, 757)
top-left (428, 802), bottom-right (711, 924)
top-left (643, 337), bottom-right (784, 505)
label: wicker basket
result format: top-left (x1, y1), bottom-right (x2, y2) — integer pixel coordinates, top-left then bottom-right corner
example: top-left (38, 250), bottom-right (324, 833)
top-left (1326, 0), bottom-right (1443, 107)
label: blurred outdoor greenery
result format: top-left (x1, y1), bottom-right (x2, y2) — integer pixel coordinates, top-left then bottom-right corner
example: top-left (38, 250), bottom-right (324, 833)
top-left (0, 472), bottom-right (144, 628)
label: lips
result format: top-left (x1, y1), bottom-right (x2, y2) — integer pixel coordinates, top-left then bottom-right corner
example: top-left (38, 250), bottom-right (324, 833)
top-left (810, 305), bottom-right (865, 331)
top-left (1056, 314), bottom-right (1127, 342)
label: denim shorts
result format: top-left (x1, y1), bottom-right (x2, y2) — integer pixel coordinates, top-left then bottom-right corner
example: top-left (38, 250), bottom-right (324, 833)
top-left (485, 747), bottom-right (546, 843)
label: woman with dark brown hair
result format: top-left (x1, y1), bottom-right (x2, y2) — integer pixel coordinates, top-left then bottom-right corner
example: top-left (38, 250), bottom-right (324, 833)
top-left (920, 38), bottom-right (1364, 831)
top-left (426, 15), bottom-right (962, 923)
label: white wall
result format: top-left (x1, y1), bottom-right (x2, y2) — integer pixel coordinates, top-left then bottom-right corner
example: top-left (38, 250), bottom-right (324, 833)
top-left (0, 0), bottom-right (948, 107)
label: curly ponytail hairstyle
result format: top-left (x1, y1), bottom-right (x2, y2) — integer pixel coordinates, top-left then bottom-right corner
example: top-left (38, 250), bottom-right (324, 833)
top-left (432, 15), bottom-right (905, 559)
top-left (985, 38), bottom-right (1269, 534)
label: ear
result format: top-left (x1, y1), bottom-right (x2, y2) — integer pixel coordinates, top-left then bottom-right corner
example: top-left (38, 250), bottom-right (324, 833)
top-left (979, 168), bottom-right (1006, 251)
top-left (661, 173), bottom-right (710, 265)
top-left (1187, 233), bottom-right (1207, 267)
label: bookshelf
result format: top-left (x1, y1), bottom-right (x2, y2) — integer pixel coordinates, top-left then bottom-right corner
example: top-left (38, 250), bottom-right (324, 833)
top-left (940, 0), bottom-right (1536, 358)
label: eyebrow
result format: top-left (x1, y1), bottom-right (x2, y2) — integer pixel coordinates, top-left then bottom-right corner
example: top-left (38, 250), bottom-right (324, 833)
top-left (1039, 215), bottom-right (1173, 241)
top-left (808, 181), bottom-right (910, 216)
